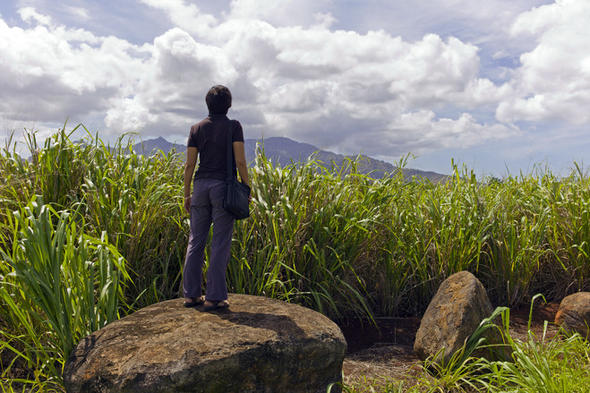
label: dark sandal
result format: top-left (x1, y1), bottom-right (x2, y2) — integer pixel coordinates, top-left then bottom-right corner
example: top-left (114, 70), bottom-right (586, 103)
top-left (203, 300), bottom-right (230, 311)
top-left (183, 296), bottom-right (205, 307)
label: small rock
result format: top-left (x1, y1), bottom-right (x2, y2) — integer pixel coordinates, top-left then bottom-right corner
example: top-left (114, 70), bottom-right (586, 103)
top-left (555, 292), bottom-right (590, 338)
top-left (413, 271), bottom-right (507, 364)
top-left (64, 294), bottom-right (346, 393)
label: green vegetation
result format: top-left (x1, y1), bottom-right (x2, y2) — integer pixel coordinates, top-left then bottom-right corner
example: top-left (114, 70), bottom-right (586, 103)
top-left (340, 305), bottom-right (590, 393)
top-left (1, 125), bottom-right (590, 391)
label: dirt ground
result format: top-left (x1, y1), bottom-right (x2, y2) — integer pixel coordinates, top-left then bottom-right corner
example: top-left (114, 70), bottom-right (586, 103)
top-left (341, 302), bottom-right (560, 387)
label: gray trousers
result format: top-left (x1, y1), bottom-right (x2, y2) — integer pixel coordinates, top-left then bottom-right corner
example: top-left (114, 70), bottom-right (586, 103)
top-left (183, 178), bottom-right (234, 302)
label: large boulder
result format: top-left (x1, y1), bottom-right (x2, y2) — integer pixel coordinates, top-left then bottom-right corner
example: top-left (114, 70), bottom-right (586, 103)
top-left (64, 294), bottom-right (346, 393)
top-left (414, 271), bottom-right (504, 364)
top-left (555, 292), bottom-right (590, 338)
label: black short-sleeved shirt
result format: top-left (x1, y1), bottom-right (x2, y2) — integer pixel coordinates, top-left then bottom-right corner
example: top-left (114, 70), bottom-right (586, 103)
top-left (187, 114), bottom-right (244, 181)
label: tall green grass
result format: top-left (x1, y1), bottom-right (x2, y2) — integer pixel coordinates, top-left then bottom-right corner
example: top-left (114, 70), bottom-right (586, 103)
top-left (4, 126), bottom-right (590, 320)
top-left (3, 126), bottom-right (590, 389)
top-left (0, 198), bottom-right (129, 389)
top-left (2, 126), bottom-right (187, 307)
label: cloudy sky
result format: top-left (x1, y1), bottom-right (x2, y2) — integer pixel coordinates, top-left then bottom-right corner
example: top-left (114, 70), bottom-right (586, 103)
top-left (1, 0), bottom-right (589, 175)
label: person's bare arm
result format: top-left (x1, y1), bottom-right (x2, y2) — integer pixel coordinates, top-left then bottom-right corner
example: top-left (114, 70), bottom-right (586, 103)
top-left (233, 141), bottom-right (249, 187)
top-left (184, 146), bottom-right (198, 213)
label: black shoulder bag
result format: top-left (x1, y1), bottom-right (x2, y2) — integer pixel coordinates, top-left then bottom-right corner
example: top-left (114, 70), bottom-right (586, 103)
top-left (223, 121), bottom-right (250, 219)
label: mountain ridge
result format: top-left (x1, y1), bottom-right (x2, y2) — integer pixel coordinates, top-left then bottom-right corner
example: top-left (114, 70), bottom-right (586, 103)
top-left (132, 136), bottom-right (448, 182)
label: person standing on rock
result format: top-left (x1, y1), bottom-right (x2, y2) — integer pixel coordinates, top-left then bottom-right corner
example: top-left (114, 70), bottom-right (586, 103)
top-left (182, 85), bottom-right (250, 311)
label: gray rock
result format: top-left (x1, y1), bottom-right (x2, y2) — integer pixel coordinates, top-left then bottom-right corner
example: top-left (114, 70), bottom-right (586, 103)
top-left (413, 271), bottom-right (505, 364)
top-left (64, 294), bottom-right (346, 393)
top-left (555, 292), bottom-right (590, 338)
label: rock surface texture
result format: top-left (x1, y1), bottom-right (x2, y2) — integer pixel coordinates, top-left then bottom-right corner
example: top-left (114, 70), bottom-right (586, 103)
top-left (555, 292), bottom-right (590, 338)
top-left (64, 294), bottom-right (346, 393)
top-left (413, 271), bottom-right (501, 364)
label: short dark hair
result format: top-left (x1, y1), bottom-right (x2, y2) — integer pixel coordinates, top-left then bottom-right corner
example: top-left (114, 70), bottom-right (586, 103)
top-left (206, 85), bottom-right (232, 115)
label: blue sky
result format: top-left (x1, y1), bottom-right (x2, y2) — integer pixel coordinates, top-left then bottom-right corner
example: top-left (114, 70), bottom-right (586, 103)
top-left (1, 0), bottom-right (589, 176)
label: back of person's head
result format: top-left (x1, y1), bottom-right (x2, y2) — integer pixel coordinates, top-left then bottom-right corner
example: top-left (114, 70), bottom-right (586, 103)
top-left (206, 85), bottom-right (232, 115)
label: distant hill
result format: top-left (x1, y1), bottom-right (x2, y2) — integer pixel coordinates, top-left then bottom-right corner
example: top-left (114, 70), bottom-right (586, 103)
top-left (132, 136), bottom-right (448, 182)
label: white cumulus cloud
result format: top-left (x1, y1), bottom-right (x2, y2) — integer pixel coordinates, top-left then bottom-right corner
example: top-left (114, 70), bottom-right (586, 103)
top-left (105, 27), bottom-right (239, 132)
top-left (228, 0), bottom-right (334, 28)
top-left (0, 10), bottom-right (149, 124)
top-left (1, 1), bottom-right (527, 160)
top-left (18, 6), bottom-right (52, 26)
top-left (497, 0), bottom-right (590, 124)
top-left (138, 0), bottom-right (218, 37)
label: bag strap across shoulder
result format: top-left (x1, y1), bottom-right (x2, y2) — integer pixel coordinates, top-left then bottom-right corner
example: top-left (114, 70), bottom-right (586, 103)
top-left (225, 120), bottom-right (236, 182)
